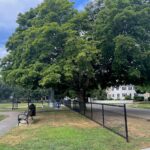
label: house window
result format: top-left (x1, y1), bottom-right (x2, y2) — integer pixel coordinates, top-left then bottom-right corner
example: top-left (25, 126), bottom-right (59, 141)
top-left (122, 93), bottom-right (127, 97)
top-left (122, 87), bottom-right (126, 90)
top-left (112, 87), bottom-right (114, 91)
top-left (128, 86), bottom-right (132, 90)
top-left (112, 94), bottom-right (114, 97)
top-left (116, 87), bottom-right (119, 90)
top-left (117, 94), bottom-right (120, 98)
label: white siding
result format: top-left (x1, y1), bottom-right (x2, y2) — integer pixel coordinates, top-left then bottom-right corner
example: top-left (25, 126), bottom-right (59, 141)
top-left (106, 85), bottom-right (136, 100)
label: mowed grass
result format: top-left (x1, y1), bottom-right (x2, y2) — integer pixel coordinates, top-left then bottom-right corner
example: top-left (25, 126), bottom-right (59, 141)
top-left (128, 102), bottom-right (150, 109)
top-left (0, 107), bottom-right (138, 150)
top-left (0, 102), bottom-right (47, 112)
top-left (0, 103), bottom-right (45, 109)
top-left (0, 115), bottom-right (6, 121)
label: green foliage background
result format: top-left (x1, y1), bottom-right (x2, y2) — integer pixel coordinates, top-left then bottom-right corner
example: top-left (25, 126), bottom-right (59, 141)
top-left (0, 0), bottom-right (150, 101)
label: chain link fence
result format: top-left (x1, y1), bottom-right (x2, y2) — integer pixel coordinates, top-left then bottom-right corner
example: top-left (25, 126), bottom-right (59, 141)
top-left (64, 100), bottom-right (129, 142)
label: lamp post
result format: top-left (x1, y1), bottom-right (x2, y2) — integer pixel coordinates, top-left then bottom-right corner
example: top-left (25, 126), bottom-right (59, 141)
top-left (10, 95), bottom-right (14, 110)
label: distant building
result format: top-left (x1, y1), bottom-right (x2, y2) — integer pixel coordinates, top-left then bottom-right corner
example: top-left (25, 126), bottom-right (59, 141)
top-left (106, 85), bottom-right (136, 100)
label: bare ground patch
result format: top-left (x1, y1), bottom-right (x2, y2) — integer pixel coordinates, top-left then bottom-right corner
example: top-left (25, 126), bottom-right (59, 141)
top-left (0, 134), bottom-right (30, 146)
top-left (128, 117), bottom-right (150, 148)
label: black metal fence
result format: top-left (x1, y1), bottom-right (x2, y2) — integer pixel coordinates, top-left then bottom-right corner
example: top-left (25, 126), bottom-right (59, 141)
top-left (64, 100), bottom-right (129, 142)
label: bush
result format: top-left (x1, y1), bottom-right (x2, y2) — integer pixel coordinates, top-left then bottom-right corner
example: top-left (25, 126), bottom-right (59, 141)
top-left (134, 95), bottom-right (144, 101)
top-left (125, 95), bottom-right (132, 100)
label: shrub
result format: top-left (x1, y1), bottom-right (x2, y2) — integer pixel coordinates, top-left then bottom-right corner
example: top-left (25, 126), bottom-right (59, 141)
top-left (125, 95), bottom-right (132, 100)
top-left (134, 95), bottom-right (144, 101)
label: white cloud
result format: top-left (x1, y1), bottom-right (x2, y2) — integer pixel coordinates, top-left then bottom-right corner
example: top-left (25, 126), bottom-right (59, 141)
top-left (0, 0), bottom-right (43, 58)
top-left (0, 0), bottom-right (88, 58)
top-left (0, 0), bottom-right (43, 30)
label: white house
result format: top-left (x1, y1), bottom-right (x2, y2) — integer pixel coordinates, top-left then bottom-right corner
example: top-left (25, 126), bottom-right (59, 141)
top-left (106, 85), bottom-right (136, 100)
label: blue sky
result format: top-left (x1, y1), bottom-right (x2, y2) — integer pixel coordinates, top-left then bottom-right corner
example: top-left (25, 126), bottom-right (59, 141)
top-left (0, 0), bottom-right (89, 58)
top-left (73, 0), bottom-right (89, 10)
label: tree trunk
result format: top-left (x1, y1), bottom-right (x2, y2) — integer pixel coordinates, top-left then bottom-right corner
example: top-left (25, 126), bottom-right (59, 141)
top-left (78, 89), bottom-right (87, 112)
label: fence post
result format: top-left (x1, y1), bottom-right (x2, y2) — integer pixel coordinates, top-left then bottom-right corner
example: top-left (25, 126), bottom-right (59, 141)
top-left (124, 104), bottom-right (129, 142)
top-left (91, 102), bottom-right (93, 119)
top-left (70, 100), bottom-right (72, 109)
top-left (79, 101), bottom-right (81, 113)
top-left (102, 104), bottom-right (105, 127)
top-left (73, 100), bottom-right (76, 111)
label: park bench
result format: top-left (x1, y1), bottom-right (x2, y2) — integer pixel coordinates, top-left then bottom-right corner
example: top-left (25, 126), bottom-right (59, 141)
top-left (18, 104), bottom-right (36, 125)
top-left (18, 111), bottom-right (30, 125)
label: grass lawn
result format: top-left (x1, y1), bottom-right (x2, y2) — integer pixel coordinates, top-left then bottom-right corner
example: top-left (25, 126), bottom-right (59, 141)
top-left (0, 107), bottom-right (149, 150)
top-left (128, 102), bottom-right (150, 109)
top-left (0, 103), bottom-right (45, 109)
top-left (0, 102), bottom-right (48, 112)
top-left (0, 115), bottom-right (6, 121)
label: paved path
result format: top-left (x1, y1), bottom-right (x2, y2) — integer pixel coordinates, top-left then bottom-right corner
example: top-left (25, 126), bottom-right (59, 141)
top-left (0, 111), bottom-right (19, 136)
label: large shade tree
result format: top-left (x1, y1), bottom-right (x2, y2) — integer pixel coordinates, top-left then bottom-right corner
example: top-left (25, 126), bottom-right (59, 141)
top-left (1, 0), bottom-right (77, 89)
top-left (0, 0), bottom-right (150, 103)
top-left (0, 0), bottom-right (98, 102)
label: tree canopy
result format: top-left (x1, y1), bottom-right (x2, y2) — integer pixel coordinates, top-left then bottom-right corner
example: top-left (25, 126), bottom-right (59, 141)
top-left (0, 0), bottom-right (150, 102)
top-left (93, 0), bottom-right (150, 87)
